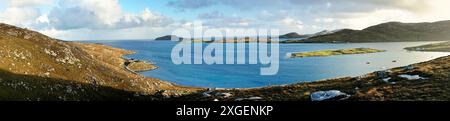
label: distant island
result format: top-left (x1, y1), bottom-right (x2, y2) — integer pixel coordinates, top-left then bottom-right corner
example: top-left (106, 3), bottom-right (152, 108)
top-left (283, 20), bottom-right (450, 43)
top-left (155, 35), bottom-right (183, 41)
top-left (405, 41), bottom-right (450, 52)
top-left (290, 48), bottom-right (386, 58)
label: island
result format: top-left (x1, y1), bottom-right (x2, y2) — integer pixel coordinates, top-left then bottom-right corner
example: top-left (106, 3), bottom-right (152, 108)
top-left (290, 48), bottom-right (386, 58)
top-left (155, 35), bottom-right (183, 41)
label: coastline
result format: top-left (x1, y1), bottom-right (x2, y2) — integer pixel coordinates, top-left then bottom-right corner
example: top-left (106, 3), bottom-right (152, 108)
top-left (98, 41), bottom-right (449, 101)
top-left (280, 40), bottom-right (449, 44)
top-left (169, 55), bottom-right (449, 101)
top-left (405, 41), bottom-right (450, 52)
top-left (68, 42), bottom-right (203, 96)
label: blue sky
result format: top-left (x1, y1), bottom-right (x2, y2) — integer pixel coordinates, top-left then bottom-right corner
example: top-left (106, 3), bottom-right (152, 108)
top-left (1, 0), bottom-right (450, 40)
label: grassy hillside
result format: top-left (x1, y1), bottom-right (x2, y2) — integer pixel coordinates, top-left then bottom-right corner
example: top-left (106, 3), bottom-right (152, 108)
top-left (0, 23), bottom-right (198, 101)
top-left (279, 32), bottom-right (310, 38)
top-left (285, 20), bottom-right (450, 43)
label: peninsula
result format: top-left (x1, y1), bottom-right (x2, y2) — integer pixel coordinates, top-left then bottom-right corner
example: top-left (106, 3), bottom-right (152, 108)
top-left (405, 41), bottom-right (450, 52)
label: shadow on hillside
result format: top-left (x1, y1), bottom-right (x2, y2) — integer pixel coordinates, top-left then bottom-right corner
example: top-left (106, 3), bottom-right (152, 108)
top-left (0, 69), bottom-right (165, 101)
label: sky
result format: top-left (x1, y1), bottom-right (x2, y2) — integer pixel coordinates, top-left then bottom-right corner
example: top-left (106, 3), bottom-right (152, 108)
top-left (1, 0), bottom-right (450, 40)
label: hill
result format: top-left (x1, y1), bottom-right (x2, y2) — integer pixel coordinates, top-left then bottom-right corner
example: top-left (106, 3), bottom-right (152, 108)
top-left (0, 23), bottom-right (197, 101)
top-left (285, 20), bottom-right (450, 43)
top-left (279, 32), bottom-right (310, 38)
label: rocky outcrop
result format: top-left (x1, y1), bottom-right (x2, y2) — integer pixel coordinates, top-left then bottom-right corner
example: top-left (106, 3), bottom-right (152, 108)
top-left (124, 59), bottom-right (157, 72)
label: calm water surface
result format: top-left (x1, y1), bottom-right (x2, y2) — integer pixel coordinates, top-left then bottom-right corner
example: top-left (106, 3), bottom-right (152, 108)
top-left (92, 41), bottom-right (449, 88)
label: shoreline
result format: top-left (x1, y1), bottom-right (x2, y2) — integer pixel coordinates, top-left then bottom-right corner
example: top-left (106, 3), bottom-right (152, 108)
top-left (280, 40), bottom-right (449, 44)
top-left (2, 22), bottom-right (448, 101)
top-left (76, 41), bottom-right (450, 101)
top-left (405, 41), bottom-right (450, 52)
top-left (170, 55), bottom-right (450, 101)
top-left (109, 41), bottom-right (448, 87)
top-left (70, 42), bottom-right (203, 96)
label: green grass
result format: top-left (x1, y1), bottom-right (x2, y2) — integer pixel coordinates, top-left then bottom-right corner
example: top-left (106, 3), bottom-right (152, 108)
top-left (291, 48), bottom-right (386, 57)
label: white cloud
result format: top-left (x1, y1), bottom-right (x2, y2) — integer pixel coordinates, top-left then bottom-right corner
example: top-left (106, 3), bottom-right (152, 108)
top-left (325, 2), bottom-right (332, 8)
top-left (44, 0), bottom-right (171, 30)
top-left (330, 0), bottom-right (450, 30)
top-left (0, 0), bottom-right (52, 27)
top-left (197, 11), bottom-right (254, 28)
top-left (0, 0), bottom-right (175, 40)
top-left (335, 9), bottom-right (413, 29)
top-left (6, 0), bottom-right (54, 7)
top-left (279, 17), bottom-right (304, 30)
top-left (315, 18), bottom-right (335, 23)
top-left (0, 7), bottom-right (41, 26)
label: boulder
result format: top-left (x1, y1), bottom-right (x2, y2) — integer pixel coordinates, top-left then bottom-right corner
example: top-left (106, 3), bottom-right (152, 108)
top-left (215, 92), bottom-right (232, 98)
top-left (202, 92), bottom-right (212, 97)
top-left (310, 90), bottom-right (350, 101)
top-left (375, 70), bottom-right (390, 78)
top-left (234, 97), bottom-right (263, 101)
top-left (404, 65), bottom-right (415, 70)
top-left (398, 74), bottom-right (427, 80)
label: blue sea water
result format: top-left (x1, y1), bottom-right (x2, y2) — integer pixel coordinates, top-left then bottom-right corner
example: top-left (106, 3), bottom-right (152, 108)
top-left (90, 40), bottom-right (449, 88)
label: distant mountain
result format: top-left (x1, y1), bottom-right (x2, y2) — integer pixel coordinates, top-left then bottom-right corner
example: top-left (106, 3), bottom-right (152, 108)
top-left (279, 32), bottom-right (310, 38)
top-left (155, 35), bottom-right (183, 41)
top-left (286, 20), bottom-right (450, 43)
top-left (310, 29), bottom-right (343, 37)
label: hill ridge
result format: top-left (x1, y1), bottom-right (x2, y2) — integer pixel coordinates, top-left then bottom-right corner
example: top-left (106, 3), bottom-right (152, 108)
top-left (0, 23), bottom-right (197, 100)
top-left (285, 20), bottom-right (450, 43)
